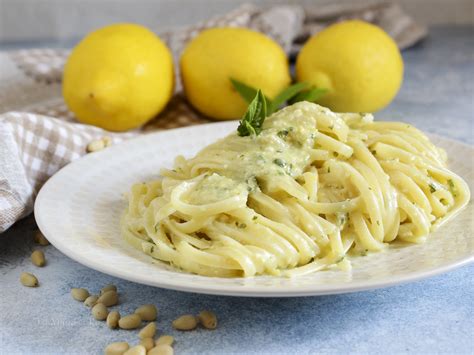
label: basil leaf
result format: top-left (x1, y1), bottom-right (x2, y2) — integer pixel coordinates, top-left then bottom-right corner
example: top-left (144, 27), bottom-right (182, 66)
top-left (268, 82), bottom-right (309, 113)
top-left (230, 78), bottom-right (261, 103)
top-left (290, 87), bottom-right (328, 104)
top-left (237, 90), bottom-right (267, 137)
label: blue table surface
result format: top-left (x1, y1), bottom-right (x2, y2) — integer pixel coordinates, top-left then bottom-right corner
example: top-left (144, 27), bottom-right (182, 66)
top-left (1, 26), bottom-right (473, 355)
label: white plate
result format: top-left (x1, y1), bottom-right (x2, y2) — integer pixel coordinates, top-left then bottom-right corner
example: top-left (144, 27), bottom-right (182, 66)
top-left (34, 122), bottom-right (474, 297)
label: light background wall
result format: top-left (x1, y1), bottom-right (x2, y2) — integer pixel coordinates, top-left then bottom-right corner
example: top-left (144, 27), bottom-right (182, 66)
top-left (0, 0), bottom-right (473, 44)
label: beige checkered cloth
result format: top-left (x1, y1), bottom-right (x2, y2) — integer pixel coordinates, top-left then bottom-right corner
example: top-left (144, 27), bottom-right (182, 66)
top-left (0, 2), bottom-right (426, 232)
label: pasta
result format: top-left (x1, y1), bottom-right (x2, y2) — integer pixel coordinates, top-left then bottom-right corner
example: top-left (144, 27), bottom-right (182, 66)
top-left (121, 102), bottom-right (470, 277)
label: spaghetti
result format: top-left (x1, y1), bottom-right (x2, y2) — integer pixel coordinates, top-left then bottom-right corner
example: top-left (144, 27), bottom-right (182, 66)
top-left (121, 102), bottom-right (470, 277)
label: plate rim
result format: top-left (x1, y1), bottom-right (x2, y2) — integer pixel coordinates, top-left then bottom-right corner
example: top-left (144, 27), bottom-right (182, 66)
top-left (34, 122), bottom-right (474, 297)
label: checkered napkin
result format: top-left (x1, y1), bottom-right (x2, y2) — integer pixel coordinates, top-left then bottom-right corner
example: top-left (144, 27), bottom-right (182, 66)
top-left (0, 3), bottom-right (426, 232)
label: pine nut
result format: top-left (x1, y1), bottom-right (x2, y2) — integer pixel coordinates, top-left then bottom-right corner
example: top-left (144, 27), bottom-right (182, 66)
top-left (106, 311), bottom-right (120, 329)
top-left (92, 303), bottom-right (108, 321)
top-left (84, 295), bottom-right (99, 307)
top-left (134, 304), bottom-right (157, 321)
top-left (148, 344), bottom-right (174, 355)
top-left (119, 314), bottom-right (141, 329)
top-left (86, 139), bottom-right (105, 153)
top-left (71, 288), bottom-right (90, 301)
top-left (198, 310), bottom-right (217, 329)
top-left (20, 272), bottom-right (38, 287)
top-left (138, 322), bottom-right (156, 339)
top-left (100, 284), bottom-right (117, 295)
top-left (139, 337), bottom-right (155, 351)
top-left (97, 290), bottom-right (118, 307)
top-left (103, 136), bottom-right (113, 147)
top-left (31, 250), bottom-right (46, 267)
top-left (34, 231), bottom-right (49, 246)
top-left (123, 344), bottom-right (146, 355)
top-left (172, 314), bottom-right (197, 331)
top-left (104, 342), bottom-right (129, 355)
top-left (155, 335), bottom-right (174, 347)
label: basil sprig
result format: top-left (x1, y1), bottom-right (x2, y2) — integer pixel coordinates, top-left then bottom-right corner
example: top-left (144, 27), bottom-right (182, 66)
top-left (289, 87), bottom-right (327, 104)
top-left (233, 79), bottom-right (327, 137)
top-left (230, 78), bottom-right (261, 105)
top-left (231, 78), bottom-right (327, 115)
top-left (270, 82), bottom-right (308, 112)
top-left (237, 89), bottom-right (267, 137)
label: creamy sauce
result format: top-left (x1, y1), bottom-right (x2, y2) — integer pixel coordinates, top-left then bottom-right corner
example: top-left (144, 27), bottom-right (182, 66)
top-left (186, 103), bottom-right (326, 205)
top-left (187, 173), bottom-right (248, 204)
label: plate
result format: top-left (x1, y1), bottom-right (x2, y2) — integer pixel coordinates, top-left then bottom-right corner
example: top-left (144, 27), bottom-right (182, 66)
top-left (34, 122), bottom-right (474, 297)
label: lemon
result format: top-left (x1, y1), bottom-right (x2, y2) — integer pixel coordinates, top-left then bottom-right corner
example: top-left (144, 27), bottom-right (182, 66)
top-left (296, 20), bottom-right (403, 113)
top-left (63, 23), bottom-right (174, 131)
top-left (180, 27), bottom-right (291, 120)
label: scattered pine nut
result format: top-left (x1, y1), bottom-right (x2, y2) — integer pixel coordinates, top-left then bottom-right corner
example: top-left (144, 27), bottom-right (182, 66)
top-left (34, 231), bottom-right (49, 246)
top-left (123, 344), bottom-right (146, 355)
top-left (86, 139), bottom-right (105, 153)
top-left (155, 335), bottom-right (174, 347)
top-left (119, 314), bottom-right (142, 330)
top-left (198, 310), bottom-right (217, 329)
top-left (148, 344), bottom-right (174, 355)
top-left (172, 314), bottom-right (197, 331)
top-left (84, 295), bottom-right (99, 308)
top-left (100, 284), bottom-right (117, 295)
top-left (106, 311), bottom-right (120, 329)
top-left (103, 136), bottom-right (113, 147)
top-left (92, 303), bottom-right (108, 321)
top-left (20, 272), bottom-right (38, 287)
top-left (97, 290), bottom-right (118, 307)
top-left (139, 337), bottom-right (155, 351)
top-left (71, 288), bottom-right (90, 302)
top-left (104, 342), bottom-right (129, 355)
top-left (138, 322), bottom-right (156, 339)
top-left (134, 304), bottom-right (157, 321)
top-left (31, 250), bottom-right (46, 267)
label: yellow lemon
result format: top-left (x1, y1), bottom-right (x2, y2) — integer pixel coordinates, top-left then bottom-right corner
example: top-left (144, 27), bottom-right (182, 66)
top-left (180, 27), bottom-right (291, 120)
top-left (63, 23), bottom-right (174, 131)
top-left (296, 20), bottom-right (403, 112)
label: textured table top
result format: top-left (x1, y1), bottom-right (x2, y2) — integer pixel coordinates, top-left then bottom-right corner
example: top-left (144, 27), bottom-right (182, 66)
top-left (1, 26), bottom-right (473, 355)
